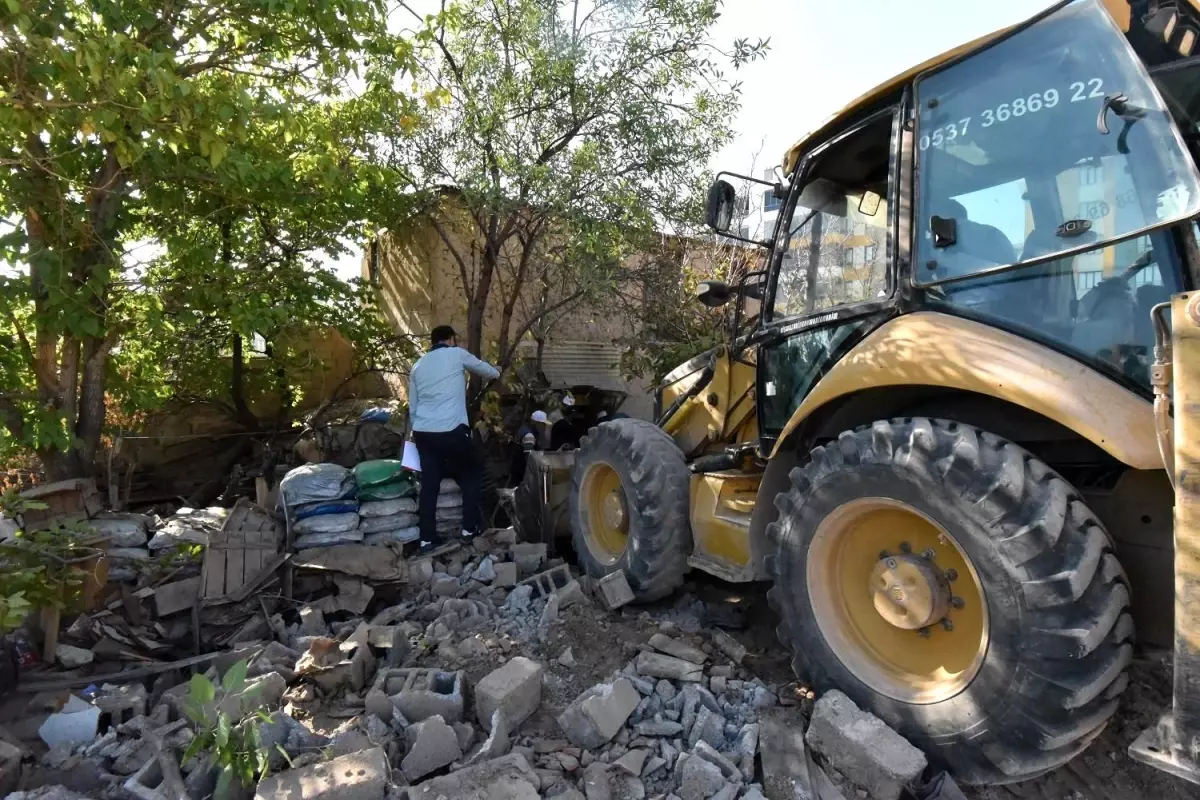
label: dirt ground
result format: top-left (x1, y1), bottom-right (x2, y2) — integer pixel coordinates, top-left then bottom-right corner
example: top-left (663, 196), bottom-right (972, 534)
top-left (646, 573), bottom-right (1198, 800)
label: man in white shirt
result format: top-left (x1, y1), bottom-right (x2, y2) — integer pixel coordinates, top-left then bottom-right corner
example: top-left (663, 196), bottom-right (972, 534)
top-left (408, 325), bottom-right (500, 554)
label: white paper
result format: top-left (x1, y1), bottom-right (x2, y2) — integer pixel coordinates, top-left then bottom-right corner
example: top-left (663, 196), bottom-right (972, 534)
top-left (402, 439), bottom-right (421, 472)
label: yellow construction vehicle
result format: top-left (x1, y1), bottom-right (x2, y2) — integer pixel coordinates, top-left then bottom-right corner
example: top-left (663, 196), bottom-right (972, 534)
top-left (537, 0), bottom-right (1200, 786)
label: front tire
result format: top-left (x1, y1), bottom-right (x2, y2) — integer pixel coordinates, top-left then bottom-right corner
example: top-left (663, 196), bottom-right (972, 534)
top-left (766, 418), bottom-right (1132, 785)
top-left (569, 418), bottom-right (691, 602)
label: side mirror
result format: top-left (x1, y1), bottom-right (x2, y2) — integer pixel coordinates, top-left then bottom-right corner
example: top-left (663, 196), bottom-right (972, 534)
top-left (696, 280), bottom-right (732, 308)
top-left (705, 179), bottom-right (738, 233)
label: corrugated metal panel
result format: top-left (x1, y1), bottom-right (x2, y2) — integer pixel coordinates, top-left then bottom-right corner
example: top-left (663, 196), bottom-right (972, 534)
top-left (540, 341), bottom-right (627, 393)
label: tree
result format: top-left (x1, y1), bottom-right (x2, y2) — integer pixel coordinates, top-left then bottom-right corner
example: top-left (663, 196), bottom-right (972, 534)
top-left (0, 0), bottom-right (418, 478)
top-left (391, 0), bottom-right (766, 386)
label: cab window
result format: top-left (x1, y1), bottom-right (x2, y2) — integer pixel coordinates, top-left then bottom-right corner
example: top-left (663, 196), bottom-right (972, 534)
top-left (771, 111), bottom-right (894, 320)
top-left (913, 0), bottom-right (1200, 391)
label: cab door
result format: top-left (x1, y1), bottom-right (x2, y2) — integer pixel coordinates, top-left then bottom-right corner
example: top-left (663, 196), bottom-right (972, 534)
top-left (756, 105), bottom-right (906, 455)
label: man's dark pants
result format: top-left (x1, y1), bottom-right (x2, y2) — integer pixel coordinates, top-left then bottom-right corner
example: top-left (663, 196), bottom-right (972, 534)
top-left (412, 424), bottom-right (483, 543)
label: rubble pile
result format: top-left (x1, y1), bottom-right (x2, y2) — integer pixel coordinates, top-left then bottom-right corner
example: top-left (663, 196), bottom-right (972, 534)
top-left (1, 520), bottom-right (934, 800)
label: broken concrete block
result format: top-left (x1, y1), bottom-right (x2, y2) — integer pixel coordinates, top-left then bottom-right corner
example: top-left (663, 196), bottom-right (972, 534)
top-left (475, 656), bottom-right (544, 731)
top-left (493, 561), bottom-right (519, 587)
top-left (557, 678), bottom-right (641, 749)
top-left (299, 605), bottom-right (328, 636)
top-left (678, 755), bottom-right (728, 800)
top-left (511, 542), bottom-right (547, 575)
top-left (597, 571), bottom-right (634, 610)
top-left (760, 710), bottom-right (814, 800)
top-left (805, 690), bottom-right (926, 800)
top-left (409, 752), bottom-right (538, 800)
top-left (647, 634), bottom-right (707, 665)
top-left (634, 719), bottom-right (683, 737)
top-left (153, 577), bottom-right (201, 617)
top-left (54, 645), bottom-right (94, 669)
top-left (691, 741), bottom-right (740, 783)
top-left (613, 748), bottom-right (649, 776)
top-left (635, 652), bottom-right (704, 683)
top-left (402, 715), bottom-right (463, 782)
top-left (94, 683), bottom-right (149, 725)
top-left (687, 706), bottom-right (726, 750)
top-left (366, 668), bottom-right (464, 723)
top-left (463, 709), bottom-right (511, 766)
top-left (316, 577), bottom-right (374, 615)
top-left (124, 755), bottom-right (176, 800)
top-left (254, 746), bottom-right (389, 800)
top-left (710, 630), bottom-right (747, 665)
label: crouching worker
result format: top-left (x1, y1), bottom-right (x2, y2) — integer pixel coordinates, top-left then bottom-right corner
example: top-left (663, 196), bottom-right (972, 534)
top-left (408, 325), bottom-right (500, 555)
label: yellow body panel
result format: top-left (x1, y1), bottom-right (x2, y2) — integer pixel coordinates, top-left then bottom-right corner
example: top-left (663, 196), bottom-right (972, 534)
top-left (770, 312), bottom-right (1159, 469)
top-left (688, 471), bottom-right (761, 579)
top-left (661, 346), bottom-right (758, 456)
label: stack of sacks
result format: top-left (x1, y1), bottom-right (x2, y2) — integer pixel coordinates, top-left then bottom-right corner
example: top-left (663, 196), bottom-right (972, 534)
top-left (281, 463), bottom-right (361, 549)
top-left (354, 460), bottom-right (421, 545)
top-left (434, 478), bottom-right (464, 537)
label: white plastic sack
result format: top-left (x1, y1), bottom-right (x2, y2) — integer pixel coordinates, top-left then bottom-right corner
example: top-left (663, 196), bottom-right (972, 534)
top-left (90, 516), bottom-right (148, 548)
top-left (359, 513), bottom-right (419, 533)
top-left (294, 529), bottom-right (364, 550)
top-left (359, 497), bottom-right (418, 518)
top-left (365, 527), bottom-right (420, 546)
top-left (436, 492), bottom-right (463, 509)
top-left (147, 520), bottom-right (210, 551)
top-left (281, 463), bottom-right (354, 505)
top-left (435, 508), bottom-right (463, 524)
top-left (293, 512), bottom-right (360, 535)
top-left (439, 479), bottom-right (459, 492)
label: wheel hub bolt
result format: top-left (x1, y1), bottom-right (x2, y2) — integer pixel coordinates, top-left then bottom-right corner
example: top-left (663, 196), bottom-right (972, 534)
top-left (922, 548), bottom-right (936, 559)
top-left (918, 627), bottom-right (931, 638)
top-left (941, 618), bottom-right (954, 631)
top-left (885, 558), bottom-right (898, 569)
top-left (945, 568), bottom-right (958, 582)
top-left (879, 550), bottom-right (890, 559)
top-left (900, 542), bottom-right (912, 553)
top-left (951, 596), bottom-right (965, 610)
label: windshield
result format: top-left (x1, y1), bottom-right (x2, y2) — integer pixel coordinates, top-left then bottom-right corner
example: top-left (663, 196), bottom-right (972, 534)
top-left (913, 0), bottom-right (1200, 284)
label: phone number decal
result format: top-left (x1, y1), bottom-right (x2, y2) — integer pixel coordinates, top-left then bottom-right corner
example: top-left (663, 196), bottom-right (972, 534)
top-left (919, 79), bottom-right (1107, 151)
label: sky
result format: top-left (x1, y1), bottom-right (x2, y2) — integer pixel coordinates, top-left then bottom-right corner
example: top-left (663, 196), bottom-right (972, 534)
top-left (328, 0), bottom-right (1060, 280)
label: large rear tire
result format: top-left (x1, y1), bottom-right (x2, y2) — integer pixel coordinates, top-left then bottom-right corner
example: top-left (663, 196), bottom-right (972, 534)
top-left (766, 418), bottom-right (1133, 785)
top-left (569, 418), bottom-right (691, 602)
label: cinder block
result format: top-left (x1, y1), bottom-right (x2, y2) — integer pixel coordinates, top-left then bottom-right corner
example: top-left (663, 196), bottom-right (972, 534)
top-left (475, 657), bottom-right (544, 730)
top-left (597, 571), bottom-right (634, 610)
top-left (365, 667), bottom-right (464, 723)
top-left (805, 690), bottom-right (927, 800)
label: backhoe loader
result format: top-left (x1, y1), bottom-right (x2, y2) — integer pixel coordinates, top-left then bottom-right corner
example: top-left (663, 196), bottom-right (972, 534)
top-left (521, 0), bottom-right (1200, 785)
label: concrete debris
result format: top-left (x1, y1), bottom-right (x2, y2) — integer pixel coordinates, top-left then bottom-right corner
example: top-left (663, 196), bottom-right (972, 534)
top-left (54, 644), bottom-right (94, 669)
top-left (475, 656), bottom-right (544, 730)
top-left (1, 506), bottom-right (921, 800)
top-left (255, 746), bottom-right (390, 800)
top-left (635, 651), bottom-right (704, 683)
top-left (709, 630), bottom-right (747, 665)
top-left (463, 709), bottom-right (511, 765)
top-left (647, 634), bottom-right (708, 665)
top-left (805, 690), bottom-right (927, 800)
top-left (597, 571), bottom-right (635, 610)
top-left (678, 754), bottom-right (727, 800)
top-left (409, 752), bottom-right (539, 800)
top-left (367, 668), bottom-right (465, 723)
top-left (558, 678), bottom-right (641, 749)
top-left (403, 715), bottom-right (463, 781)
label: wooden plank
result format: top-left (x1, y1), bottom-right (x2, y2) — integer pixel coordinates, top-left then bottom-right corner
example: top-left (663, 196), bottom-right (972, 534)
top-left (154, 576), bottom-right (202, 617)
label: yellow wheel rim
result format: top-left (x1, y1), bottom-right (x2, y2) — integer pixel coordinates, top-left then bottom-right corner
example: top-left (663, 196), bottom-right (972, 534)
top-left (807, 497), bottom-right (989, 704)
top-left (581, 462), bottom-right (629, 565)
